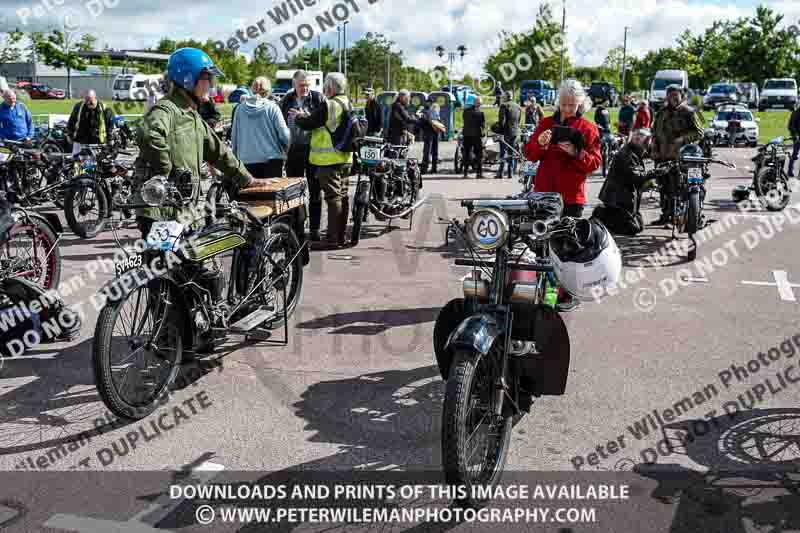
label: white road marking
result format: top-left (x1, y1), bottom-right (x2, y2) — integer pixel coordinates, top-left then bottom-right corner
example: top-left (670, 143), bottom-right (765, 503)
top-left (44, 460), bottom-right (225, 532)
top-left (741, 270), bottom-right (800, 302)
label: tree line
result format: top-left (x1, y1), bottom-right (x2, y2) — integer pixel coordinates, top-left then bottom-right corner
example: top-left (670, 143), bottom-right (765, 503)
top-left (1, 4), bottom-right (797, 99)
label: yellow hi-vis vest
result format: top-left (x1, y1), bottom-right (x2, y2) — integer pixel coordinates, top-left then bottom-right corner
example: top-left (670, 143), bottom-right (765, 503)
top-left (309, 96), bottom-right (353, 166)
top-left (75, 101), bottom-right (107, 144)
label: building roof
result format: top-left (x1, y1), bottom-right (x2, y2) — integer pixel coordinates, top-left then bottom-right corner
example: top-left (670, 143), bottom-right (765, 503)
top-left (77, 50), bottom-right (170, 62)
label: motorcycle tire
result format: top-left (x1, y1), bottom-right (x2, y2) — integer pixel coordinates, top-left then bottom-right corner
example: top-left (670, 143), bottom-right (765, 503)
top-left (93, 278), bottom-right (183, 420)
top-left (454, 145), bottom-right (462, 174)
top-left (40, 142), bottom-right (63, 155)
top-left (442, 344), bottom-right (512, 504)
top-left (261, 222), bottom-right (304, 330)
top-left (687, 191), bottom-right (700, 261)
top-left (1, 215), bottom-right (62, 291)
top-left (64, 181), bottom-right (109, 238)
top-left (754, 168), bottom-right (792, 212)
top-left (351, 202), bottom-right (365, 246)
top-left (601, 146), bottom-right (609, 178)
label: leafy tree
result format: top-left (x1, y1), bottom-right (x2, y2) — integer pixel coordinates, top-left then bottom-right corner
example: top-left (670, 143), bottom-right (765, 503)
top-left (77, 33), bottom-right (97, 52)
top-left (34, 30), bottom-right (89, 98)
top-left (0, 31), bottom-right (25, 63)
top-left (97, 52), bottom-right (113, 76)
top-left (483, 3), bottom-right (568, 88)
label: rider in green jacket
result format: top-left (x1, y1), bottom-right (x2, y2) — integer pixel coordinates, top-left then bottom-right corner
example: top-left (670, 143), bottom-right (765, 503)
top-left (134, 47), bottom-right (253, 236)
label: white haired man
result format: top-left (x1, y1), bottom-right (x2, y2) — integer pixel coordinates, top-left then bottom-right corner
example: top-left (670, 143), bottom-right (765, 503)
top-left (292, 72), bottom-right (352, 248)
top-left (0, 89), bottom-right (33, 144)
top-left (67, 89), bottom-right (114, 155)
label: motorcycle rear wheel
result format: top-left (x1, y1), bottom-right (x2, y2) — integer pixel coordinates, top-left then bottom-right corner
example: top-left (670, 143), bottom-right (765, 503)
top-left (0, 216), bottom-right (61, 291)
top-left (442, 343), bottom-right (512, 505)
top-left (64, 181), bottom-right (109, 238)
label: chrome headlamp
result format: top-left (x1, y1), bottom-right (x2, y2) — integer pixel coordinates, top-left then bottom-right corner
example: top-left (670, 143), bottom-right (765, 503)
top-left (141, 176), bottom-right (168, 206)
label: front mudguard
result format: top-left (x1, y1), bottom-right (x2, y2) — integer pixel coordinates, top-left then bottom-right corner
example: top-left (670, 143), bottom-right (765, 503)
top-left (97, 266), bottom-right (195, 350)
top-left (446, 314), bottom-right (500, 357)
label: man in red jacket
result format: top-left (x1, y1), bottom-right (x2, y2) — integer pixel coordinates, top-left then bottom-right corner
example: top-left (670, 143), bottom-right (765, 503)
top-left (524, 80), bottom-right (601, 218)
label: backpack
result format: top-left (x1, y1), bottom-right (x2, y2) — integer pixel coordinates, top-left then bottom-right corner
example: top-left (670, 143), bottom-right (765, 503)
top-left (326, 96), bottom-right (368, 152)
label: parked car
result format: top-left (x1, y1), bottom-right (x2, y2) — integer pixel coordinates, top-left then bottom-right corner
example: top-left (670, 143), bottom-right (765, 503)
top-left (759, 78), bottom-right (798, 111)
top-left (709, 105), bottom-right (760, 147)
top-left (441, 85), bottom-right (477, 108)
top-left (703, 83), bottom-right (740, 110)
top-left (26, 83), bottom-right (66, 99)
top-left (112, 74), bottom-right (162, 101)
top-left (588, 81), bottom-right (619, 107)
top-left (228, 86), bottom-right (252, 103)
top-left (519, 80), bottom-right (556, 106)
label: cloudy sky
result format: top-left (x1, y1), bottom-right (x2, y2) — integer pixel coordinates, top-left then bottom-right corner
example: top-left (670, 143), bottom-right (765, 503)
top-left (1, 0), bottom-right (799, 76)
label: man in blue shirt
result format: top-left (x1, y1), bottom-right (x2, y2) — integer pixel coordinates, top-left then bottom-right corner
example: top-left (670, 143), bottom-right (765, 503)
top-left (0, 89), bottom-right (33, 144)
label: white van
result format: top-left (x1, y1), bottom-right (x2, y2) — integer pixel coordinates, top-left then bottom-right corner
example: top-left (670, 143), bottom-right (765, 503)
top-left (758, 78), bottom-right (798, 111)
top-left (0, 77), bottom-right (8, 93)
top-left (113, 74), bottom-right (163, 101)
top-left (649, 70), bottom-right (689, 111)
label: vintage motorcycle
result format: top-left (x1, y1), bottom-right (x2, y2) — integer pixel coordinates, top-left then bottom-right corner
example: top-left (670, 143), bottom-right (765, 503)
top-left (350, 136), bottom-right (425, 246)
top-left (732, 136), bottom-right (793, 211)
top-left (38, 121), bottom-right (72, 155)
top-left (93, 174), bottom-right (307, 420)
top-left (62, 144), bottom-right (136, 238)
top-left (600, 131), bottom-right (625, 178)
top-left (434, 195), bottom-right (620, 502)
top-left (655, 144), bottom-right (736, 261)
top-left (0, 194), bottom-right (63, 291)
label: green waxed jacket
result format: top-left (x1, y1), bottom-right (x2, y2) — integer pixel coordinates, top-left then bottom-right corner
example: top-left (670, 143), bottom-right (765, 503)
top-left (134, 89), bottom-right (252, 221)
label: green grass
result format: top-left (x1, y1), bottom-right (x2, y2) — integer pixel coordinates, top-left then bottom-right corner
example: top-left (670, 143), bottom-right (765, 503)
top-left (26, 99), bottom-right (792, 145)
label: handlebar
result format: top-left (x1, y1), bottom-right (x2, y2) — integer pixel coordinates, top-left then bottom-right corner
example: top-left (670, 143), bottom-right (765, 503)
top-left (455, 258), bottom-right (554, 272)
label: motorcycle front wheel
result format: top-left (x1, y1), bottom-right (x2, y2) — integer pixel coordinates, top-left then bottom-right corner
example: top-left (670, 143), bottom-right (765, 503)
top-left (454, 145), bottom-right (463, 174)
top-left (0, 215), bottom-right (61, 291)
top-left (93, 278), bottom-right (183, 420)
top-left (754, 168), bottom-right (792, 212)
top-left (687, 191), bottom-right (700, 261)
top-left (442, 344), bottom-right (512, 505)
top-left (64, 181), bottom-right (109, 238)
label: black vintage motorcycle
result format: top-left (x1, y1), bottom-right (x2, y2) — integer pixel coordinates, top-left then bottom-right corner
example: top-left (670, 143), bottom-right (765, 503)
top-left (92, 174), bottom-right (306, 420)
top-left (732, 136), bottom-right (793, 211)
top-left (434, 195), bottom-right (574, 502)
top-left (655, 144), bottom-right (735, 261)
top-left (62, 144), bottom-right (136, 238)
top-left (350, 136), bottom-right (425, 246)
top-left (600, 131), bottom-right (625, 178)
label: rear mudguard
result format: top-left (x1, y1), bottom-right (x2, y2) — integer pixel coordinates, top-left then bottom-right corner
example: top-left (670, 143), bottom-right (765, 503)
top-left (32, 212), bottom-right (64, 235)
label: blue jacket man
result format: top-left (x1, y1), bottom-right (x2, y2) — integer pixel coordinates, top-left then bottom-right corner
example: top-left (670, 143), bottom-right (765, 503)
top-left (0, 90), bottom-right (33, 142)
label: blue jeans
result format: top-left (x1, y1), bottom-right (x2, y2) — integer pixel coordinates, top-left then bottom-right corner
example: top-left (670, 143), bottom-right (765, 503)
top-left (497, 134), bottom-right (518, 177)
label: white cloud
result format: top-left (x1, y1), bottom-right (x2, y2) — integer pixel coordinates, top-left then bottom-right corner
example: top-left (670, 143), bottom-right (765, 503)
top-left (3, 0), bottom-right (797, 79)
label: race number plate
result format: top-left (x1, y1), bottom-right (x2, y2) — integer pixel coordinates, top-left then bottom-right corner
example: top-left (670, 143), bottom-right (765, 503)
top-left (687, 167), bottom-right (704, 183)
top-left (115, 254), bottom-right (142, 276)
top-left (145, 220), bottom-right (185, 251)
top-left (359, 146), bottom-right (381, 165)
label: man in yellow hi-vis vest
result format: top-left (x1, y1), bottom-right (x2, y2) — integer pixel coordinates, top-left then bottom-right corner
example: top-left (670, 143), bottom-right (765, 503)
top-left (293, 72), bottom-right (352, 248)
top-left (67, 89), bottom-right (114, 156)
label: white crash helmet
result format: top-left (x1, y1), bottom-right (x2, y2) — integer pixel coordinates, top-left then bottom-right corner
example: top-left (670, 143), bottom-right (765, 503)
top-left (548, 218), bottom-right (622, 301)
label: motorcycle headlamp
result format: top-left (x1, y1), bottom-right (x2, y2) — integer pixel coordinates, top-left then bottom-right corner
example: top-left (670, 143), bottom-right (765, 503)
top-left (466, 208), bottom-right (509, 251)
top-left (141, 177), bottom-right (168, 206)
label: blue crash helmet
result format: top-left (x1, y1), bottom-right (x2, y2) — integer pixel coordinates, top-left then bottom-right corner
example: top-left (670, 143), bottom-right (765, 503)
top-left (167, 48), bottom-right (224, 91)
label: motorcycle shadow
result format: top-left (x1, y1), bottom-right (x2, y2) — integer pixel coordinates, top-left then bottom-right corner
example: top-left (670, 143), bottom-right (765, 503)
top-left (295, 306), bottom-right (442, 336)
top-left (0, 338), bottom-right (134, 458)
top-left (614, 233), bottom-right (689, 268)
top-left (630, 408), bottom-right (800, 533)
